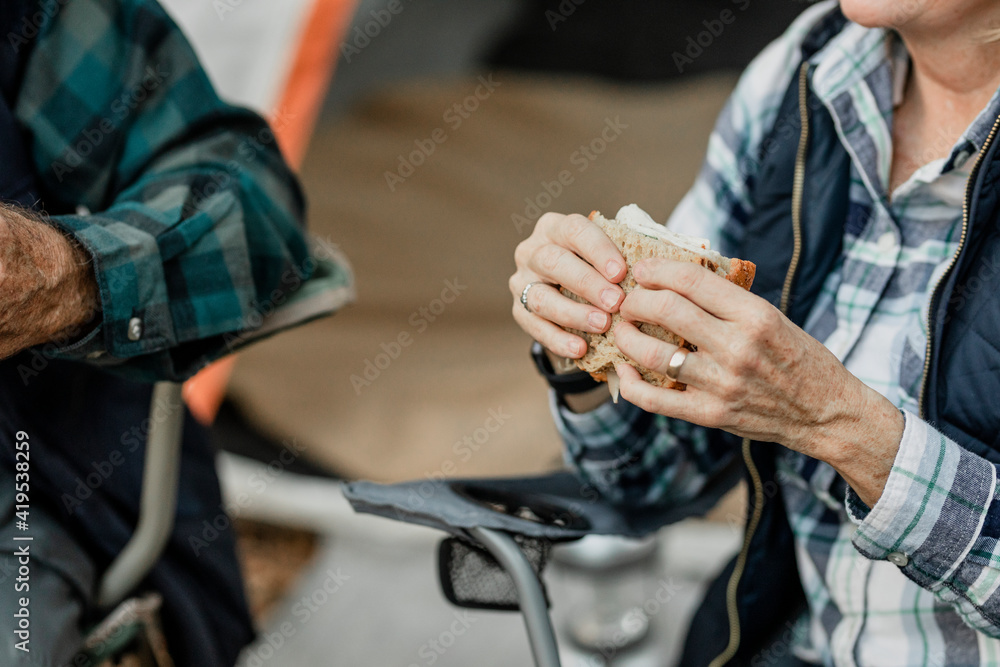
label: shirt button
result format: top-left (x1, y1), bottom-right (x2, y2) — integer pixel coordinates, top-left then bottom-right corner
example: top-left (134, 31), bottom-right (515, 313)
top-left (127, 317), bottom-right (143, 341)
top-left (877, 231), bottom-right (896, 253)
top-left (887, 551), bottom-right (909, 567)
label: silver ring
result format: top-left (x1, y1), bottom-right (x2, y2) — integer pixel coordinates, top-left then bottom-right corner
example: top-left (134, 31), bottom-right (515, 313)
top-left (665, 348), bottom-right (689, 381)
top-left (520, 281), bottom-right (548, 313)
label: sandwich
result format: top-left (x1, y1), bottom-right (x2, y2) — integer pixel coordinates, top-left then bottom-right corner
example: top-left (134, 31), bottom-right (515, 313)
top-left (562, 204), bottom-right (756, 399)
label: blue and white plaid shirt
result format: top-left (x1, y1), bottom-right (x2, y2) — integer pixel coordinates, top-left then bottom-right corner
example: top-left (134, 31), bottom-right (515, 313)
top-left (554, 3), bottom-right (1000, 664)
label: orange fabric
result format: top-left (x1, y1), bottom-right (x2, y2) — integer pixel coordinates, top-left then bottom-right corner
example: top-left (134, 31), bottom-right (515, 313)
top-left (184, 0), bottom-right (357, 425)
top-left (272, 0), bottom-right (359, 167)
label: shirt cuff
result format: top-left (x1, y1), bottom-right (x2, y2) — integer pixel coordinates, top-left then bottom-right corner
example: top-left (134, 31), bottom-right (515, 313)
top-left (551, 390), bottom-right (646, 448)
top-left (849, 409), bottom-right (997, 590)
top-left (49, 213), bottom-right (176, 359)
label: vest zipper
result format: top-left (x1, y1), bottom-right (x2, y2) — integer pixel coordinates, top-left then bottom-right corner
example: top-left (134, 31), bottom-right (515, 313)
top-left (708, 61), bottom-right (812, 667)
top-left (917, 112), bottom-right (1000, 417)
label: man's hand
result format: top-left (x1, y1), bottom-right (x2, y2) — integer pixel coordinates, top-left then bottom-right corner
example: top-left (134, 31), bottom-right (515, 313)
top-left (612, 257), bottom-right (904, 507)
top-left (0, 204), bottom-right (99, 359)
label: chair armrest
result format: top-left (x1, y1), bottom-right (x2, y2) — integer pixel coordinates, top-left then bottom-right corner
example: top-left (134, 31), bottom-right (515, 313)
top-left (344, 463), bottom-right (741, 542)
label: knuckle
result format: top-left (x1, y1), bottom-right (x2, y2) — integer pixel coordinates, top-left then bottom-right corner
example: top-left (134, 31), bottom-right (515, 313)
top-left (508, 273), bottom-right (521, 297)
top-left (674, 265), bottom-right (704, 293)
top-left (536, 245), bottom-right (562, 273)
top-left (717, 374), bottom-right (742, 404)
top-left (653, 290), bottom-right (681, 325)
top-left (530, 284), bottom-right (548, 313)
top-left (746, 307), bottom-right (779, 338)
top-left (627, 386), bottom-right (654, 413)
top-left (575, 265), bottom-right (601, 296)
top-left (537, 211), bottom-right (563, 231)
top-left (703, 403), bottom-right (727, 426)
top-left (513, 240), bottom-right (530, 267)
top-left (640, 344), bottom-right (669, 372)
top-left (726, 338), bottom-right (757, 374)
top-left (562, 216), bottom-right (589, 245)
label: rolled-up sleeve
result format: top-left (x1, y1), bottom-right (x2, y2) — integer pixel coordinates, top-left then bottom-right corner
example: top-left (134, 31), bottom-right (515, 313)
top-left (16, 0), bottom-right (316, 380)
top-left (848, 411), bottom-right (1000, 637)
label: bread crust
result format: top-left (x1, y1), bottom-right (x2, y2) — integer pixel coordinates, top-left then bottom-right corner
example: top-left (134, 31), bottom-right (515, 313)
top-left (562, 210), bottom-right (756, 390)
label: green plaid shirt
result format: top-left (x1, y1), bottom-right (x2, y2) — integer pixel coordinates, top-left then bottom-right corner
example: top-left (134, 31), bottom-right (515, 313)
top-left (12, 0), bottom-right (343, 381)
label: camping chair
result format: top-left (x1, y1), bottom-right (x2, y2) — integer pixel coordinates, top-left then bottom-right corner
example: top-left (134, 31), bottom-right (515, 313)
top-left (71, 238), bottom-right (354, 666)
top-left (343, 464), bottom-right (740, 667)
top-left (163, 0), bottom-right (360, 426)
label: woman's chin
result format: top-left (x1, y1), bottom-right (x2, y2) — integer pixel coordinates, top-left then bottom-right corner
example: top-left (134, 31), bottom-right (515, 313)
top-left (840, 0), bottom-right (920, 29)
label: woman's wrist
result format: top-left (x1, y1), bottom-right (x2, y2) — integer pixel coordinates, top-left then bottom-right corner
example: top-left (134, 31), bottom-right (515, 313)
top-left (562, 386), bottom-right (612, 413)
top-left (818, 384), bottom-right (905, 508)
top-left (542, 348), bottom-right (612, 413)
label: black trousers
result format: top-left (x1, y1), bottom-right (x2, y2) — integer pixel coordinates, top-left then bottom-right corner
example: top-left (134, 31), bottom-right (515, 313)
top-left (0, 355), bottom-right (253, 666)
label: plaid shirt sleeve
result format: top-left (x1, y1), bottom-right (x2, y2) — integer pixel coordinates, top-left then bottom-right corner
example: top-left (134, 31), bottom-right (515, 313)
top-left (555, 394), bottom-right (736, 510)
top-left (847, 412), bottom-right (1000, 637)
top-left (551, 2), bottom-right (837, 510)
top-left (14, 0), bottom-right (319, 381)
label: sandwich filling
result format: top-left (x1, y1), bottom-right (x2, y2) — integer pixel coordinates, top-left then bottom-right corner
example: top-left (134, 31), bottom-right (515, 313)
top-left (614, 204), bottom-right (725, 266)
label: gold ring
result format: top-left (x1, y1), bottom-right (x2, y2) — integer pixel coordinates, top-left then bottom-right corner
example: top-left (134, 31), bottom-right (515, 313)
top-left (665, 348), bottom-right (689, 381)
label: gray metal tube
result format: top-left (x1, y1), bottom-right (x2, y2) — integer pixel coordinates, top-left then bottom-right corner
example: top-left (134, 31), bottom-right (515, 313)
top-left (98, 382), bottom-right (185, 609)
top-left (469, 527), bottom-right (561, 667)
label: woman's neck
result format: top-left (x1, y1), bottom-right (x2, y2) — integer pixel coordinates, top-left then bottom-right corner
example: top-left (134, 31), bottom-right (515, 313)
top-left (887, 23), bottom-right (1000, 194)
top-left (900, 20), bottom-right (1000, 118)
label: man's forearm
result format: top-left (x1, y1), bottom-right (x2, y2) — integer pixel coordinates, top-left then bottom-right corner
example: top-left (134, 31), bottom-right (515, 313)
top-left (0, 204), bottom-right (99, 358)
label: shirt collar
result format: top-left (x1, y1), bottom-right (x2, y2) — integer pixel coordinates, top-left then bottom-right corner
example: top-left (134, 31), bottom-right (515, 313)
top-left (807, 22), bottom-right (1000, 196)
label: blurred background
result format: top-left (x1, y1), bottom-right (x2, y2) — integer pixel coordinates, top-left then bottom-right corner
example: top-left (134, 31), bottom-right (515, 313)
top-left (160, 0), bottom-right (813, 664)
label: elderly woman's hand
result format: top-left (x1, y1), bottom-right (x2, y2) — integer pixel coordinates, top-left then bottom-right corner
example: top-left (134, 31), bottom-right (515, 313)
top-left (614, 257), bottom-right (905, 506)
top-left (509, 212), bottom-right (627, 358)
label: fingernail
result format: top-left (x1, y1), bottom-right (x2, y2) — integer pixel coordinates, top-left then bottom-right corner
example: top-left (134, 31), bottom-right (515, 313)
top-left (588, 311), bottom-right (608, 330)
top-left (606, 260), bottom-right (623, 278)
top-left (571, 340), bottom-right (586, 356)
top-left (601, 289), bottom-right (619, 309)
